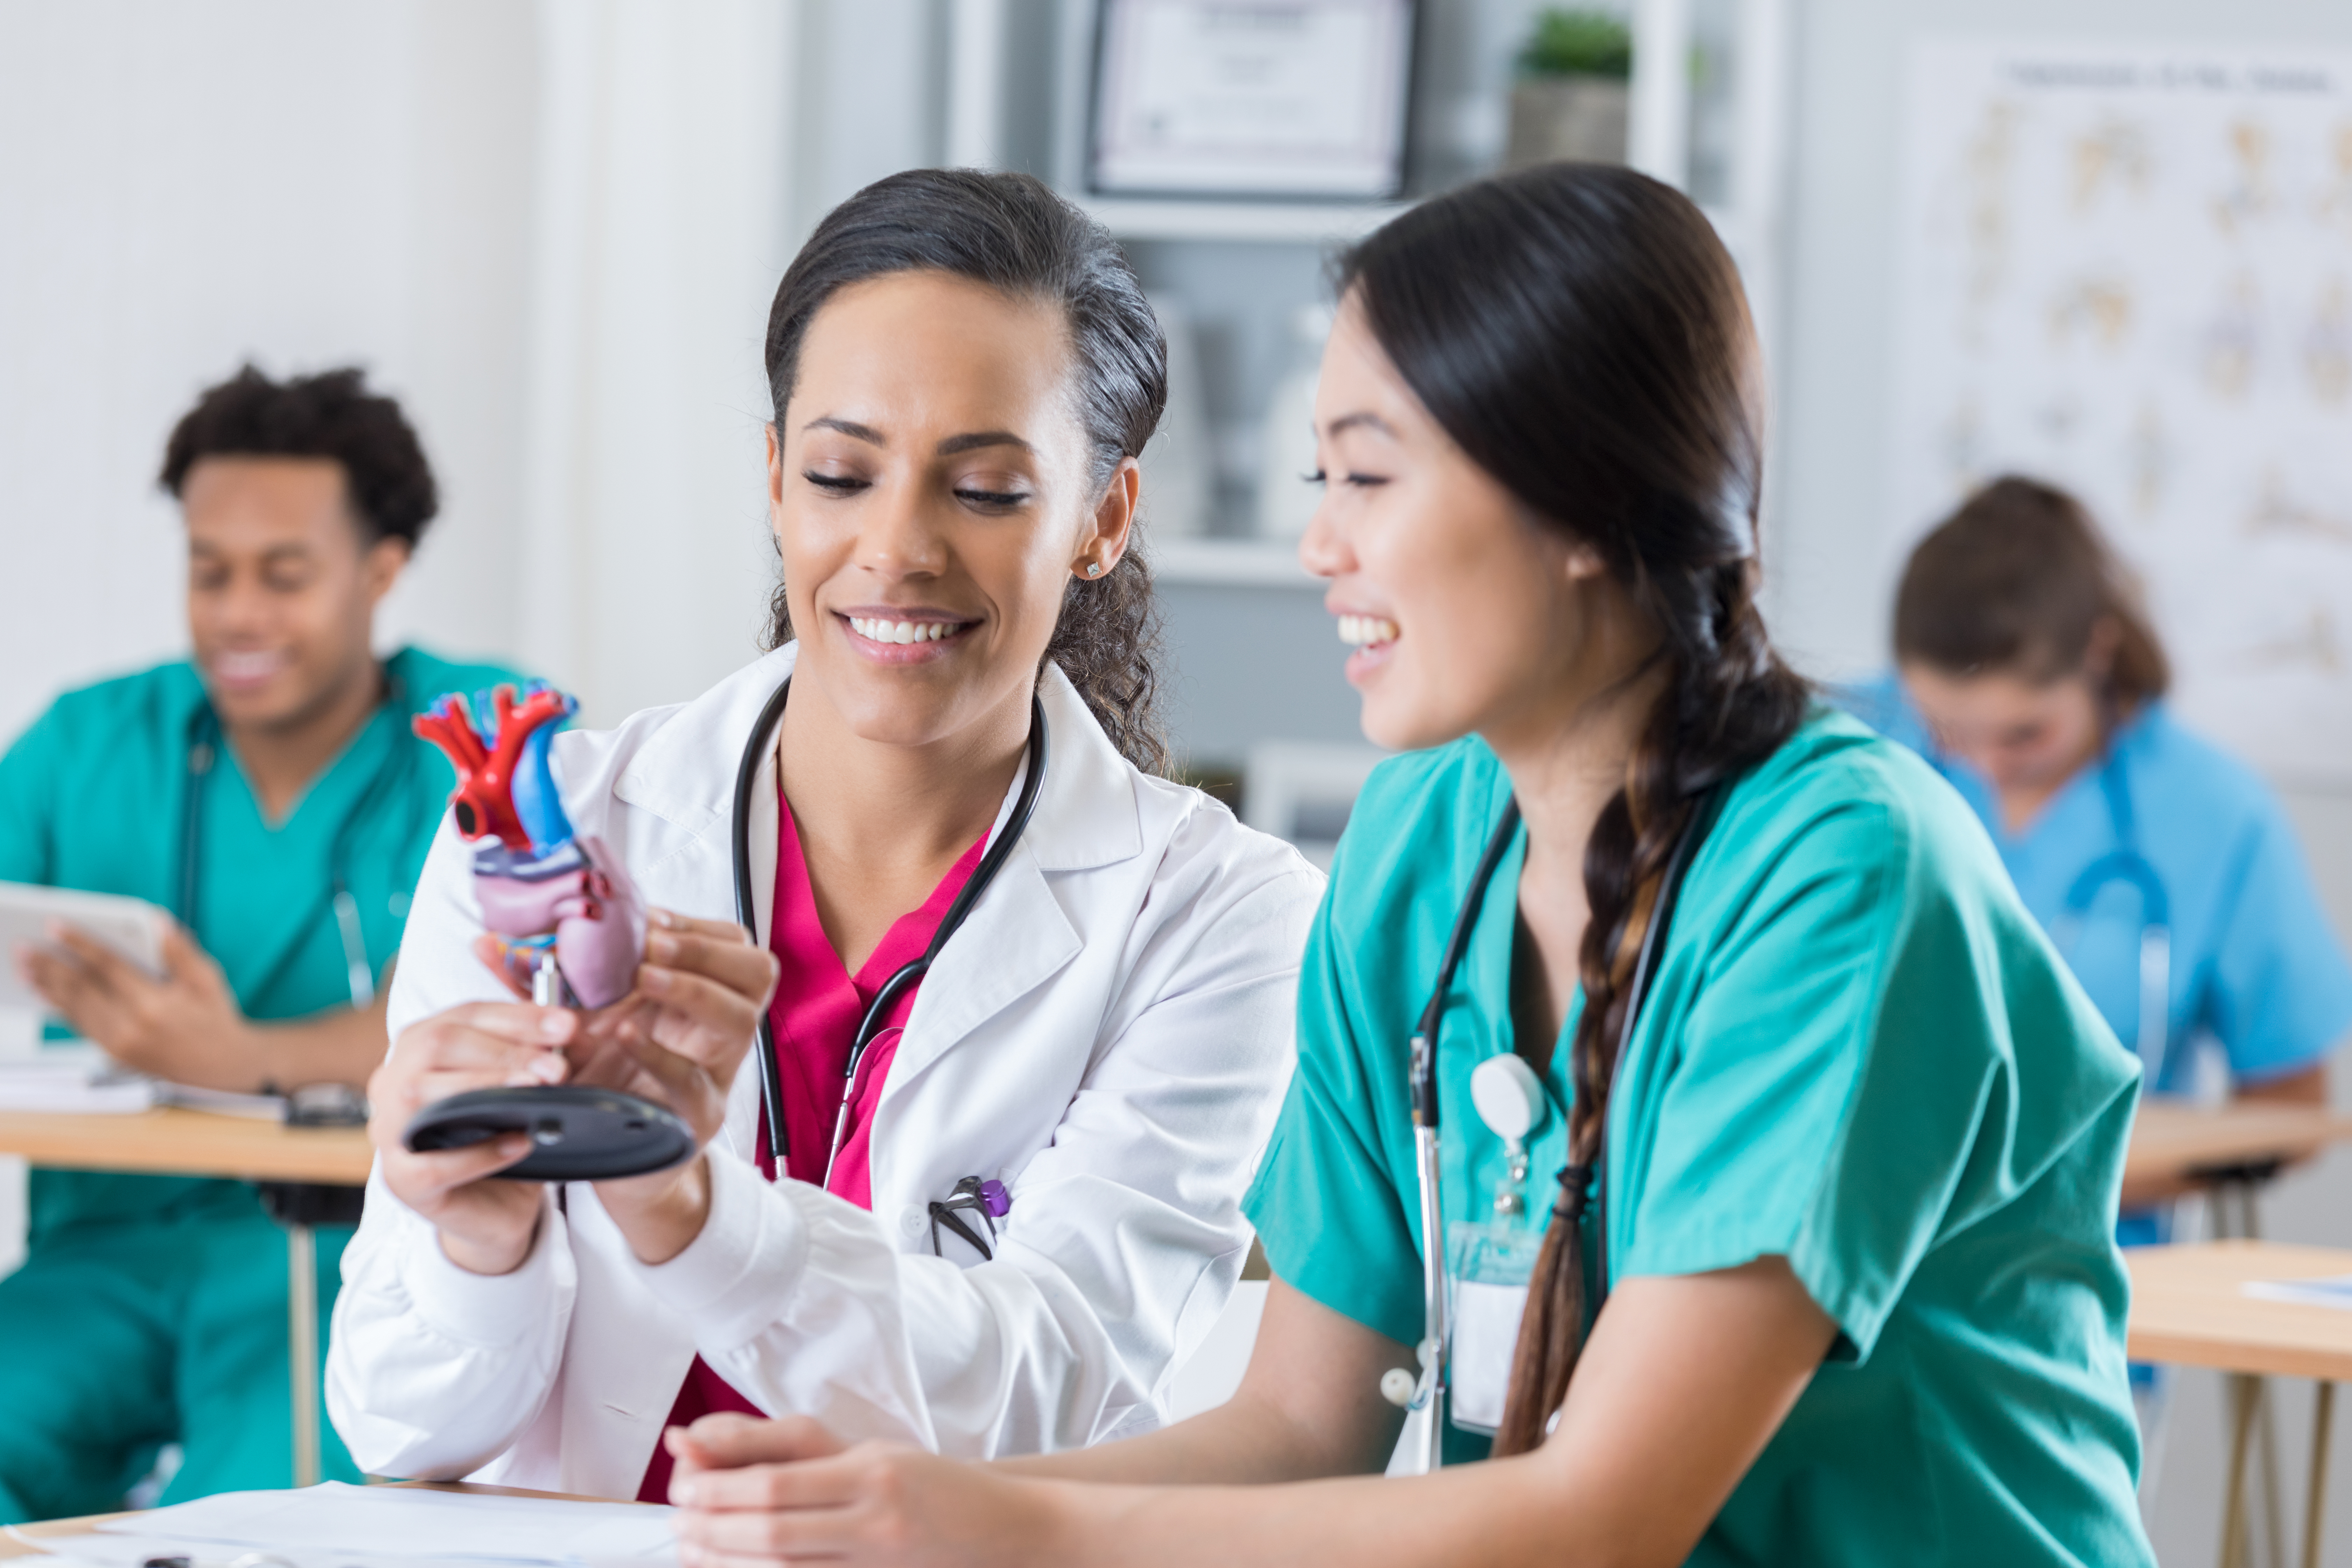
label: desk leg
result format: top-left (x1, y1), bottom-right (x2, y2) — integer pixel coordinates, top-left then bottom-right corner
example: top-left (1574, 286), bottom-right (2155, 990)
top-left (2305, 1382), bottom-right (2335, 1568)
top-left (287, 1220), bottom-right (320, 1489)
top-left (2214, 1181), bottom-right (2287, 1568)
top-left (2227, 1373), bottom-right (2260, 1568)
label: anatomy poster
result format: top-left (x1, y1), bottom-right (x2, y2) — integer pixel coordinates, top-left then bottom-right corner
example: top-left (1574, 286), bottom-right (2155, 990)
top-left (1890, 41), bottom-right (2352, 782)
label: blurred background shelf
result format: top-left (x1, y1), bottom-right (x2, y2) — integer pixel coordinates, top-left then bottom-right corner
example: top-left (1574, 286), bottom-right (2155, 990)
top-left (1150, 537), bottom-right (1320, 589)
top-left (1080, 198), bottom-right (1414, 246)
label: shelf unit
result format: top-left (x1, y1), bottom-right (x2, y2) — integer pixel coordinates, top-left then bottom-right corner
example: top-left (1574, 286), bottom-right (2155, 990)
top-left (1149, 536), bottom-right (1321, 589)
top-left (933, 0), bottom-right (1795, 770)
top-left (1079, 198), bottom-right (1413, 247)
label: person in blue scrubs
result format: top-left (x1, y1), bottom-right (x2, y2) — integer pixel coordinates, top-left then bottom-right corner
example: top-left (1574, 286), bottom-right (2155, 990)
top-left (1848, 475), bottom-right (2352, 1245)
top-left (0, 366), bottom-right (521, 1521)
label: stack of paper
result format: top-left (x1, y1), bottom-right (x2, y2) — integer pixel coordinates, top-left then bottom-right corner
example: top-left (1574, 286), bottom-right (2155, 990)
top-left (11, 1482), bottom-right (676, 1568)
top-left (0, 1043), bottom-right (282, 1118)
top-left (0, 1046), bottom-right (153, 1114)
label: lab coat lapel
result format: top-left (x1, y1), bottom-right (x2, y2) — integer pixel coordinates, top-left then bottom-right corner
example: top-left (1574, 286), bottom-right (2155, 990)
top-left (881, 666), bottom-right (1140, 1087)
top-left (606, 652), bottom-right (1140, 1106)
top-left (886, 848), bottom-right (1081, 1088)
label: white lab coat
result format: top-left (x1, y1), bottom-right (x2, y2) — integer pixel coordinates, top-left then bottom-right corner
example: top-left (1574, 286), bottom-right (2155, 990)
top-left (326, 645), bottom-right (1321, 1498)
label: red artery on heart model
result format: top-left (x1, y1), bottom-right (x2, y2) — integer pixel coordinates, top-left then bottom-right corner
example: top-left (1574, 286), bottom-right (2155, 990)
top-left (414, 683), bottom-right (644, 1009)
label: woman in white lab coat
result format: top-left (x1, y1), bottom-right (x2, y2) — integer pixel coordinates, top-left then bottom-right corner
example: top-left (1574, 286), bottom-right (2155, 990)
top-left (324, 169), bottom-right (1322, 1501)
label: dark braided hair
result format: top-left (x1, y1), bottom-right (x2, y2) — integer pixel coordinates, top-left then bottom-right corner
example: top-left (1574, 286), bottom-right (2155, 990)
top-left (761, 168), bottom-right (1170, 774)
top-left (1337, 163), bottom-right (1810, 1454)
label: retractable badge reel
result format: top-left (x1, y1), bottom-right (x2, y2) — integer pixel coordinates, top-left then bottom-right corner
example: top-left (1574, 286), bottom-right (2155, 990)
top-left (1444, 1054), bottom-right (1551, 1434)
top-left (400, 684), bottom-right (693, 1181)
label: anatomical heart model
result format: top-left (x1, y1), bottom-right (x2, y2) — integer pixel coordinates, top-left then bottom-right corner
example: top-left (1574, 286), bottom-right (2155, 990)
top-left (413, 684), bottom-right (644, 1009)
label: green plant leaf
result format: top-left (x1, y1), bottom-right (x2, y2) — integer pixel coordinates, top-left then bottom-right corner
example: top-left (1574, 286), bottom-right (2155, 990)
top-left (1518, 8), bottom-right (1633, 80)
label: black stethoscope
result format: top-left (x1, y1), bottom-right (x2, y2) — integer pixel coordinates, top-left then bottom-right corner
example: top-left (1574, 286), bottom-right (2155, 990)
top-left (727, 677), bottom-right (1049, 1189)
top-left (178, 675), bottom-right (416, 1013)
top-left (1382, 785), bottom-right (1720, 1474)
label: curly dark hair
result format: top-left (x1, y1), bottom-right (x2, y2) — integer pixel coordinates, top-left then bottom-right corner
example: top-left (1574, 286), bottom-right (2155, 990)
top-left (159, 364), bottom-right (439, 547)
top-left (761, 168), bottom-right (1169, 775)
top-left (1339, 163), bottom-right (1810, 1456)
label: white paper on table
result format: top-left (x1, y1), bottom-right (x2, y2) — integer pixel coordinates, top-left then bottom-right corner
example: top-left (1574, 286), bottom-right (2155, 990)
top-left (0, 1046), bottom-right (153, 1114)
top-left (2242, 1274), bottom-right (2352, 1310)
top-left (0, 1042), bottom-right (282, 1118)
top-left (81, 1483), bottom-right (675, 1566)
top-left (9, 1528), bottom-right (591, 1568)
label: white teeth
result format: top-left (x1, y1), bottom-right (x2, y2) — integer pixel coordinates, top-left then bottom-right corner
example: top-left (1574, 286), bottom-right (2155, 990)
top-left (849, 617), bottom-right (958, 645)
top-left (1337, 615), bottom-right (1400, 647)
top-left (213, 650), bottom-right (286, 681)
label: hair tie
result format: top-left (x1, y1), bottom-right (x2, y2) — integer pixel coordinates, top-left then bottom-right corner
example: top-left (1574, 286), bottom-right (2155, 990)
top-left (1553, 1162), bottom-right (1596, 1224)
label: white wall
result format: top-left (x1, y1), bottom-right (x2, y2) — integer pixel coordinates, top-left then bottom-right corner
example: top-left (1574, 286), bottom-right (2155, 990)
top-left (0, 0), bottom-right (540, 745)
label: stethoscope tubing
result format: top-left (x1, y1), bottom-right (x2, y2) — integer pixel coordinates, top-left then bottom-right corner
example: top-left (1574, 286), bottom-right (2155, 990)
top-left (1396, 780), bottom-right (1720, 1471)
top-left (729, 676), bottom-right (1050, 1188)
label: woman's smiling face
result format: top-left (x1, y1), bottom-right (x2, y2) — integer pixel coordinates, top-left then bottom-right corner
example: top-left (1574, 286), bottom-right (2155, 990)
top-left (1299, 293), bottom-right (1616, 755)
top-left (769, 270), bottom-right (1135, 748)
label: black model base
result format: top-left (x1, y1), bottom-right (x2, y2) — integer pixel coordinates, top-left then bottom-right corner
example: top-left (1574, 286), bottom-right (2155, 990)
top-left (403, 1085), bottom-right (696, 1182)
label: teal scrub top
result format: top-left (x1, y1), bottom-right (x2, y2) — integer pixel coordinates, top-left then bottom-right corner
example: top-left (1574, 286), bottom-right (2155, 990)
top-left (1843, 678), bottom-right (2352, 1093)
top-left (0, 646), bottom-right (521, 1242)
top-left (1842, 679), bottom-right (2352, 1248)
top-left (1244, 708), bottom-right (2155, 1567)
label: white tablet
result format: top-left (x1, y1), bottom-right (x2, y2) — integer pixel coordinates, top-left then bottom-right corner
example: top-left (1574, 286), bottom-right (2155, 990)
top-left (0, 881), bottom-right (170, 1012)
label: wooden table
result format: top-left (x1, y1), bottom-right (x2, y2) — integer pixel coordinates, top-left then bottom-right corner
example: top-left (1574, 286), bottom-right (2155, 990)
top-left (2125, 1103), bottom-right (2352, 1196)
top-left (0, 1480), bottom-right (638, 1559)
top-left (0, 1107), bottom-right (372, 1184)
top-left (2130, 1241), bottom-right (2352, 1568)
top-left (0, 1106), bottom-right (374, 1488)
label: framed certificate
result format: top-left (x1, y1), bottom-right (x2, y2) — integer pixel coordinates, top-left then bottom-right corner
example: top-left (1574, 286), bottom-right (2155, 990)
top-left (1088, 0), bottom-right (1418, 201)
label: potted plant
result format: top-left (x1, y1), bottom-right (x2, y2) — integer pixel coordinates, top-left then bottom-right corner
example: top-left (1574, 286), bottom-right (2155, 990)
top-left (1505, 8), bottom-right (1632, 170)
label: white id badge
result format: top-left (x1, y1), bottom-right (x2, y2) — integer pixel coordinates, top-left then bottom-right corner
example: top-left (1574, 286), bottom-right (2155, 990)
top-left (1446, 1221), bottom-right (1543, 1433)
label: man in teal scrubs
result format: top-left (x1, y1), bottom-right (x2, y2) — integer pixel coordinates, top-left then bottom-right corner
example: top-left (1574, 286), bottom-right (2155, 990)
top-left (0, 366), bottom-right (521, 1521)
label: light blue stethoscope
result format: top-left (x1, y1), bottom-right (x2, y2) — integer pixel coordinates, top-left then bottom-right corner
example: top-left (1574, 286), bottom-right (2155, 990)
top-left (1928, 730), bottom-right (2175, 1085)
top-left (2054, 752), bottom-right (2175, 1086)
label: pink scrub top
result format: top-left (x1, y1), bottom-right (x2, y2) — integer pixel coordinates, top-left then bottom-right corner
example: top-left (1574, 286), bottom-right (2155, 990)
top-left (637, 797), bottom-right (985, 1502)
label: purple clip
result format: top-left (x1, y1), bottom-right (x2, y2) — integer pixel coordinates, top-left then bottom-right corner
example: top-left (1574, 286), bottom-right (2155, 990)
top-left (979, 1179), bottom-right (1011, 1218)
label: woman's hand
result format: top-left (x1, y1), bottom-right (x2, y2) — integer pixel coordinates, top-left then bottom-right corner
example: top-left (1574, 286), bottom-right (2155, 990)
top-left (369, 1000), bottom-right (578, 1276)
top-left (477, 910), bottom-right (779, 1265)
top-left (667, 1414), bottom-right (1069, 1568)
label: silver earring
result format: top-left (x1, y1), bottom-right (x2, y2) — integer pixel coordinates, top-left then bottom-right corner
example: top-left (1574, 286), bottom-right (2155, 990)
top-left (1084, 561), bottom-right (1103, 578)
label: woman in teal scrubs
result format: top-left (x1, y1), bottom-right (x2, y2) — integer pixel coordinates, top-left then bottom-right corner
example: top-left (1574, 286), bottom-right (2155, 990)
top-left (651, 164), bottom-right (2154, 1566)
top-left (1848, 477), bottom-right (2352, 1243)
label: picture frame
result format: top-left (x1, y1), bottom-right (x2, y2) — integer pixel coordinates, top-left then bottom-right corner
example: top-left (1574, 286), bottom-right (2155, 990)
top-left (1088, 0), bottom-right (1418, 201)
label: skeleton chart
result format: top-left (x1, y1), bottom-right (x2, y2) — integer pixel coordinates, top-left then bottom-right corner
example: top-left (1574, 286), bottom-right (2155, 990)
top-left (1890, 40), bottom-right (2352, 782)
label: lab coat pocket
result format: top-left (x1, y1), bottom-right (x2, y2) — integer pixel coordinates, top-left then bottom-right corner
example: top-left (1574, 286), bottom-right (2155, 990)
top-left (1447, 1220), bottom-right (1542, 1434)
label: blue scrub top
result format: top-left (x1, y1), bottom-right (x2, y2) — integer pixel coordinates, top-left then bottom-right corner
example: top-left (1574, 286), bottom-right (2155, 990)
top-left (1842, 677), bottom-right (2352, 1097)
